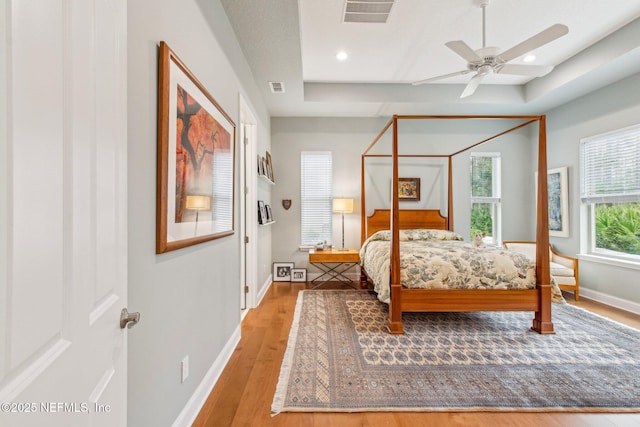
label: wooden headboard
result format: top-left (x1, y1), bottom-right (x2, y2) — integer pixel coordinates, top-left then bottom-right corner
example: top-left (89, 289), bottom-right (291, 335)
top-left (365, 209), bottom-right (449, 239)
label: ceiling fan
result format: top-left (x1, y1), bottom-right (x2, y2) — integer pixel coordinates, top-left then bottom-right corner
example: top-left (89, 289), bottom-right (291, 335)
top-left (412, 0), bottom-right (568, 98)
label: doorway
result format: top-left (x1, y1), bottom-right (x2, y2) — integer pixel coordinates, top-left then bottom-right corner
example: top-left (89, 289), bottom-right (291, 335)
top-left (239, 96), bottom-right (257, 314)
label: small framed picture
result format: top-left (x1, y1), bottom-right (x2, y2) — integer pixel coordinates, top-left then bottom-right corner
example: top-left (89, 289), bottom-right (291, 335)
top-left (291, 268), bottom-right (307, 282)
top-left (258, 200), bottom-right (267, 224)
top-left (257, 155), bottom-right (264, 176)
top-left (273, 262), bottom-right (294, 282)
top-left (398, 177), bottom-right (420, 201)
top-left (265, 151), bottom-right (274, 182)
top-left (265, 204), bottom-right (273, 222)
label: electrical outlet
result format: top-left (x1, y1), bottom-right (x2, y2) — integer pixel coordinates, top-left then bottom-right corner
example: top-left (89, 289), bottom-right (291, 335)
top-left (181, 356), bottom-right (189, 383)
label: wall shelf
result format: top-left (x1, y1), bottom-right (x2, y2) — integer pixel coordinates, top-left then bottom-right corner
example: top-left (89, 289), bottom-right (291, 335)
top-left (258, 173), bottom-right (275, 185)
top-left (258, 151), bottom-right (275, 184)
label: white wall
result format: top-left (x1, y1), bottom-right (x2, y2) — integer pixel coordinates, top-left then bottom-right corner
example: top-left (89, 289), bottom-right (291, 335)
top-left (545, 72), bottom-right (640, 308)
top-left (127, 1), bottom-right (270, 425)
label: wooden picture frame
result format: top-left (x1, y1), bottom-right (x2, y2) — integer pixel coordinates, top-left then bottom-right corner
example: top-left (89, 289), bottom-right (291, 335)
top-left (291, 268), bottom-right (307, 282)
top-left (398, 177), bottom-right (421, 201)
top-left (265, 151), bottom-right (275, 183)
top-left (156, 41), bottom-right (236, 253)
top-left (273, 262), bottom-right (295, 282)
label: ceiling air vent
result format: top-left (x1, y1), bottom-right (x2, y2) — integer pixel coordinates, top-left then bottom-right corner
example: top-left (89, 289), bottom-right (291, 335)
top-left (268, 81), bottom-right (285, 93)
top-left (343, 0), bottom-right (395, 23)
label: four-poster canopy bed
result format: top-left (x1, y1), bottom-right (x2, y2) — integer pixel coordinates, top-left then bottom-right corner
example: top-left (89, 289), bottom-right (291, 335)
top-left (359, 115), bottom-right (555, 335)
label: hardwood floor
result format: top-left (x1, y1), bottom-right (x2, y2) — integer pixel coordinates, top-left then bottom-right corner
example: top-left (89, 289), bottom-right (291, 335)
top-left (193, 283), bottom-right (640, 427)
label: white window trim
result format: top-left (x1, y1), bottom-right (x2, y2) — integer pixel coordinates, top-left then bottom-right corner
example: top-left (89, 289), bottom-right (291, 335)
top-left (579, 124), bottom-right (640, 265)
top-left (470, 152), bottom-right (502, 245)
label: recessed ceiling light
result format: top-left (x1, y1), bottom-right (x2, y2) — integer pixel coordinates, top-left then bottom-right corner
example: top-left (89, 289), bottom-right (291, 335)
top-left (336, 51), bottom-right (348, 61)
top-left (523, 54), bottom-right (536, 63)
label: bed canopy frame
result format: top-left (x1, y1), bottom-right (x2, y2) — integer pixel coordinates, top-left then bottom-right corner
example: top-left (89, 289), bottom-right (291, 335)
top-left (360, 115), bottom-right (553, 335)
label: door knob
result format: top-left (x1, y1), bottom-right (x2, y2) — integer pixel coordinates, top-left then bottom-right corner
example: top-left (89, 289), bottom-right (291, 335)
top-left (120, 308), bottom-right (140, 329)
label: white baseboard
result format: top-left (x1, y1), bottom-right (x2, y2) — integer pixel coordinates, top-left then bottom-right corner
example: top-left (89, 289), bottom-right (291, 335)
top-left (579, 288), bottom-right (640, 315)
top-left (256, 274), bottom-right (272, 307)
top-left (171, 325), bottom-right (241, 427)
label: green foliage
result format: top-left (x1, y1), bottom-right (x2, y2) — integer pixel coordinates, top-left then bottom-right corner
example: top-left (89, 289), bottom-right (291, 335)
top-left (595, 203), bottom-right (640, 255)
top-left (471, 203), bottom-right (493, 238)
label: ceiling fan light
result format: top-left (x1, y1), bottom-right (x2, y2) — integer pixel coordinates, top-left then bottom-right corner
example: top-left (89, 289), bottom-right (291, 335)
top-left (477, 64), bottom-right (492, 76)
top-left (523, 54), bottom-right (536, 63)
top-left (336, 51), bottom-right (348, 61)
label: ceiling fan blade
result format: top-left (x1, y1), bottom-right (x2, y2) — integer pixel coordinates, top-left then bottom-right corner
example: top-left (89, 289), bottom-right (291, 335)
top-left (498, 24), bottom-right (569, 63)
top-left (460, 73), bottom-right (485, 98)
top-left (497, 63), bottom-right (554, 77)
top-left (445, 40), bottom-right (482, 63)
top-left (412, 70), bottom-right (471, 86)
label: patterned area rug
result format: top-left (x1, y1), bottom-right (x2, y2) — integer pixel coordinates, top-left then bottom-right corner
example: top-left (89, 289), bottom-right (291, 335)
top-left (272, 290), bottom-right (640, 414)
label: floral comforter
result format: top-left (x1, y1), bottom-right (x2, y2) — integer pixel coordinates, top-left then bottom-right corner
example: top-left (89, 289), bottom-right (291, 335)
top-left (359, 229), bottom-right (563, 304)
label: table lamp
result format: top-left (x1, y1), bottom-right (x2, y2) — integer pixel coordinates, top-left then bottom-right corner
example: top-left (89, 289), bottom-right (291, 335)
top-left (333, 198), bottom-right (354, 251)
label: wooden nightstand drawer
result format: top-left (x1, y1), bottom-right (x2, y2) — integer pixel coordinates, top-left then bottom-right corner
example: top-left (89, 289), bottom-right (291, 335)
top-left (309, 248), bottom-right (359, 263)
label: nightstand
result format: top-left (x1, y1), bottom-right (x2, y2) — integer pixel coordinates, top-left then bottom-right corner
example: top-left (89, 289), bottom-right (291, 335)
top-left (308, 248), bottom-right (360, 289)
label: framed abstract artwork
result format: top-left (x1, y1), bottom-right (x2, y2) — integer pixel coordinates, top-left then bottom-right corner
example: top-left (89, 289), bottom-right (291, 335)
top-left (536, 166), bottom-right (569, 237)
top-left (398, 177), bottom-right (421, 201)
top-left (156, 41), bottom-right (236, 253)
top-left (546, 167), bottom-right (569, 237)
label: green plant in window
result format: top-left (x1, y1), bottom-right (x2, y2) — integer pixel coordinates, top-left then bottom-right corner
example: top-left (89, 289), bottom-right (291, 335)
top-left (595, 203), bottom-right (640, 255)
top-left (471, 203), bottom-right (493, 238)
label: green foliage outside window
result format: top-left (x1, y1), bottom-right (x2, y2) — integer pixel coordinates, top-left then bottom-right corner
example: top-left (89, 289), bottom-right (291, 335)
top-left (595, 202), bottom-right (640, 255)
top-left (471, 203), bottom-right (493, 238)
top-left (470, 156), bottom-right (496, 239)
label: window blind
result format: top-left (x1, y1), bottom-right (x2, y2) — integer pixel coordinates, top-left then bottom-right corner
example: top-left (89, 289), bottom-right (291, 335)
top-left (580, 124), bottom-right (640, 204)
top-left (470, 153), bottom-right (501, 203)
top-left (212, 152), bottom-right (233, 232)
top-left (301, 151), bottom-right (333, 246)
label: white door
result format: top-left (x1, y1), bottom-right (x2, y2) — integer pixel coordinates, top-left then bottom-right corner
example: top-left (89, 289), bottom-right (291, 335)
top-left (0, 1), bottom-right (129, 426)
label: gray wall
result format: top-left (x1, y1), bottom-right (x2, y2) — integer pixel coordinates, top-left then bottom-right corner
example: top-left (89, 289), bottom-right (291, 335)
top-left (127, 0), bottom-right (270, 425)
top-left (545, 72), bottom-right (640, 307)
top-left (271, 73), bottom-right (640, 311)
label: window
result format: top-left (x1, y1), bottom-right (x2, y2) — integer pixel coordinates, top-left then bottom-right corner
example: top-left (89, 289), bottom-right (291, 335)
top-left (301, 151), bottom-right (333, 246)
top-left (470, 153), bottom-right (501, 244)
top-left (212, 151), bottom-right (233, 232)
top-left (580, 124), bottom-right (640, 259)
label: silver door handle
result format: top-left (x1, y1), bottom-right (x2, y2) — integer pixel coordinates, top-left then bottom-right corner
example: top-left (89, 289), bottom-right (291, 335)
top-left (120, 308), bottom-right (140, 329)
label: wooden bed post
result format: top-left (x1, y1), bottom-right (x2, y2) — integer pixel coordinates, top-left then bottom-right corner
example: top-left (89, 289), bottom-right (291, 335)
top-left (388, 115), bottom-right (403, 334)
top-left (533, 115), bottom-right (554, 334)
top-left (361, 154), bottom-right (366, 246)
top-left (448, 156), bottom-right (454, 231)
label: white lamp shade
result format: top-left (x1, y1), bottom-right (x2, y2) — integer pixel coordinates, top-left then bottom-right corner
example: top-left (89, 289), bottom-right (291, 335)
top-left (333, 198), bottom-right (354, 214)
top-left (185, 194), bottom-right (212, 210)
